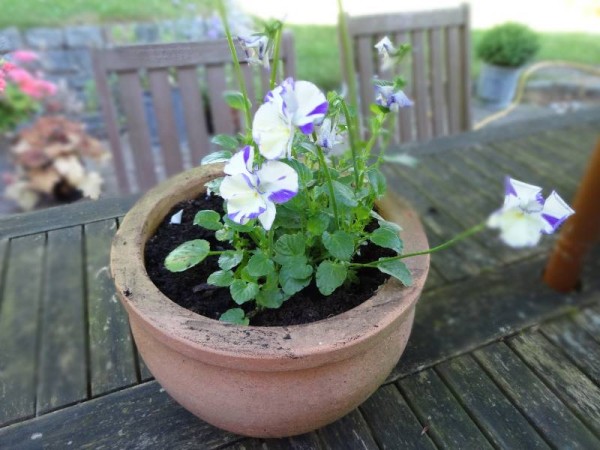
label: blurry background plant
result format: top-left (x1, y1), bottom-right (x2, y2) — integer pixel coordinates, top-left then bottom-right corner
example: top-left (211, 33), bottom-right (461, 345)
top-left (0, 50), bottom-right (57, 134)
top-left (3, 116), bottom-right (109, 211)
top-left (476, 22), bottom-right (540, 68)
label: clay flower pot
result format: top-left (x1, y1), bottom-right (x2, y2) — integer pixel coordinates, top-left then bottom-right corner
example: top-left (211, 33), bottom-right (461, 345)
top-left (110, 164), bottom-right (430, 438)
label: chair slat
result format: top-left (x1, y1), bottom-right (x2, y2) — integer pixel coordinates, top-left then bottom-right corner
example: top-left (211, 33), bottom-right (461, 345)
top-left (460, 4), bottom-right (472, 130)
top-left (117, 71), bottom-right (157, 191)
top-left (445, 26), bottom-right (462, 134)
top-left (206, 65), bottom-right (236, 135)
top-left (148, 68), bottom-right (184, 176)
top-left (177, 66), bottom-right (210, 166)
top-left (394, 32), bottom-right (414, 143)
top-left (411, 30), bottom-right (431, 141)
top-left (92, 52), bottom-right (130, 192)
top-left (281, 33), bottom-right (297, 84)
top-left (356, 36), bottom-right (376, 129)
top-left (429, 28), bottom-right (446, 137)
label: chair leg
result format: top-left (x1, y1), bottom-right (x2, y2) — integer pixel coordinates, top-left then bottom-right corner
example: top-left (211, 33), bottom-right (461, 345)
top-left (544, 137), bottom-right (600, 292)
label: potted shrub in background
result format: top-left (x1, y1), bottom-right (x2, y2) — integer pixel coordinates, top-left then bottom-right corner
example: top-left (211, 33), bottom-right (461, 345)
top-left (476, 22), bottom-right (540, 108)
top-left (111, 1), bottom-right (574, 438)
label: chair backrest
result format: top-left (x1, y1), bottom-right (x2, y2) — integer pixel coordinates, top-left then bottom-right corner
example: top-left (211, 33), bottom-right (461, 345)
top-left (92, 34), bottom-right (296, 193)
top-left (344, 5), bottom-right (471, 143)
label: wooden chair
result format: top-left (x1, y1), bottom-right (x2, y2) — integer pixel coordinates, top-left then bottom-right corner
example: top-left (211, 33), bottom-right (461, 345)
top-left (343, 5), bottom-right (471, 143)
top-left (92, 35), bottom-right (296, 193)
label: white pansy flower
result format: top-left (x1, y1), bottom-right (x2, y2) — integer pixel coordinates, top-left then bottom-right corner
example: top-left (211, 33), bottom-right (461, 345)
top-left (374, 36), bottom-right (396, 71)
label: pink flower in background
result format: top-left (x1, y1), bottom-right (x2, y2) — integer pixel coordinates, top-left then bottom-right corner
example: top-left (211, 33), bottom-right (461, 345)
top-left (7, 67), bottom-right (56, 99)
top-left (11, 50), bottom-right (39, 63)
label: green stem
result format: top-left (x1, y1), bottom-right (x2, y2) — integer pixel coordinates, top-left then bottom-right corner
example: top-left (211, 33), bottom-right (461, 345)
top-left (315, 144), bottom-right (340, 228)
top-left (336, 0), bottom-right (359, 125)
top-left (340, 100), bottom-right (360, 190)
top-left (351, 223), bottom-right (486, 267)
top-left (217, 0), bottom-right (252, 132)
top-left (269, 26), bottom-right (282, 89)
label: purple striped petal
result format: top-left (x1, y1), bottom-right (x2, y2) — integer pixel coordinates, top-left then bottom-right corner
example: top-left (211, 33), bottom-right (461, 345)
top-left (298, 122), bottom-right (314, 134)
top-left (268, 189), bottom-right (297, 203)
top-left (306, 101), bottom-right (328, 117)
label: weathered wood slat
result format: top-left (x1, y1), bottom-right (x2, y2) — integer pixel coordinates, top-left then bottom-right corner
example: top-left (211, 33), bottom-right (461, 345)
top-left (429, 28), bottom-right (445, 138)
top-left (317, 409), bottom-right (378, 449)
top-left (148, 68), bottom-right (184, 177)
top-left (398, 369), bottom-right (494, 449)
top-left (85, 220), bottom-right (137, 396)
top-left (177, 66), bottom-right (210, 167)
top-left (117, 70), bottom-right (157, 191)
top-left (474, 342), bottom-right (600, 449)
top-left (360, 384), bottom-right (436, 449)
top-left (37, 227), bottom-right (87, 415)
top-left (573, 305), bottom-right (600, 342)
top-left (230, 432), bottom-right (321, 449)
top-left (459, 5), bottom-right (472, 130)
top-left (388, 249), bottom-right (600, 381)
top-left (356, 35), bottom-right (376, 128)
top-left (0, 234), bottom-right (45, 427)
top-left (508, 331), bottom-right (600, 436)
top-left (206, 64), bottom-right (236, 135)
top-left (541, 316), bottom-right (600, 385)
top-left (137, 349), bottom-right (154, 382)
top-left (437, 354), bottom-right (550, 449)
top-left (445, 26), bottom-right (461, 134)
top-left (0, 381), bottom-right (239, 449)
top-left (394, 31), bottom-right (414, 143)
top-left (411, 30), bottom-right (430, 141)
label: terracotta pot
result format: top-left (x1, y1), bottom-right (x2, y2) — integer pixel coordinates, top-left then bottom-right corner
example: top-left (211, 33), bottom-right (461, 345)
top-left (110, 164), bottom-right (429, 438)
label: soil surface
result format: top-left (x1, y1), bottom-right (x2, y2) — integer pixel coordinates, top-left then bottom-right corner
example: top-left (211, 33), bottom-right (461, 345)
top-left (144, 194), bottom-right (392, 326)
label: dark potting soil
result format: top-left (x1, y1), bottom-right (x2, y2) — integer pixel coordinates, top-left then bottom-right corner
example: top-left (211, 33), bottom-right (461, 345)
top-left (144, 194), bottom-right (392, 326)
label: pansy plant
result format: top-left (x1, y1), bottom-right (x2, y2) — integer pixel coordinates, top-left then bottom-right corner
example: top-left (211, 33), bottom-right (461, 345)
top-left (164, 1), bottom-right (575, 325)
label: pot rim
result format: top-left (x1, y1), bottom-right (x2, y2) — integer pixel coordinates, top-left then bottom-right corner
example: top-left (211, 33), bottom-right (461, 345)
top-left (110, 164), bottom-right (430, 371)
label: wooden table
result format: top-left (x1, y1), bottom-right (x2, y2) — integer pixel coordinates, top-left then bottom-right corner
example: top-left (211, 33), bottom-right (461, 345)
top-left (1, 108), bottom-right (600, 449)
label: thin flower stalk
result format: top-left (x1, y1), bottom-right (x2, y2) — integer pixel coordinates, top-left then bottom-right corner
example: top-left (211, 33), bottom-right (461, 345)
top-left (269, 26), bottom-right (283, 90)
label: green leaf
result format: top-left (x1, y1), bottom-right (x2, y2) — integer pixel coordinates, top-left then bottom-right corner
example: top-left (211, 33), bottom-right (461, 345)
top-left (316, 261), bottom-right (348, 296)
top-left (367, 168), bottom-right (387, 197)
top-left (256, 287), bottom-right (285, 308)
top-left (273, 253), bottom-right (307, 267)
top-left (223, 90), bottom-right (251, 111)
top-left (200, 150), bottom-right (232, 165)
top-left (207, 270), bottom-right (234, 287)
top-left (219, 308), bottom-right (249, 326)
top-left (332, 180), bottom-right (358, 207)
top-left (211, 134), bottom-right (239, 150)
top-left (285, 159), bottom-right (313, 185)
top-left (322, 231), bottom-right (355, 261)
top-left (246, 252), bottom-right (275, 277)
top-left (223, 216), bottom-right (255, 232)
top-left (274, 233), bottom-right (306, 257)
top-left (215, 227), bottom-right (234, 242)
top-left (280, 274), bottom-right (311, 296)
top-left (307, 213), bottom-right (330, 235)
top-left (218, 251), bottom-right (244, 270)
top-left (230, 280), bottom-right (260, 305)
top-left (164, 239), bottom-right (210, 272)
top-left (370, 227), bottom-right (404, 254)
top-left (377, 259), bottom-right (412, 286)
top-left (280, 263), bottom-right (313, 280)
top-left (193, 210), bottom-right (223, 231)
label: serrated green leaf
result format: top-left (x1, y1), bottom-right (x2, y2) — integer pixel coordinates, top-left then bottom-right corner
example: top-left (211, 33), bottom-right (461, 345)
top-left (332, 180), bottom-right (358, 207)
top-left (193, 210), bottom-right (223, 231)
top-left (223, 90), bottom-right (251, 111)
top-left (223, 216), bottom-right (255, 232)
top-left (256, 287), bottom-right (285, 308)
top-left (280, 274), bottom-right (311, 296)
top-left (280, 263), bottom-right (313, 280)
top-left (230, 280), bottom-right (259, 304)
top-left (164, 239), bottom-right (210, 272)
top-left (218, 251), bottom-right (244, 270)
top-left (367, 168), bottom-right (387, 197)
top-left (316, 261), bottom-right (348, 295)
top-left (211, 134), bottom-right (239, 150)
top-left (219, 308), bottom-right (249, 325)
top-left (215, 227), bottom-right (234, 242)
top-left (370, 227), bottom-right (404, 254)
top-left (207, 270), bottom-right (234, 287)
top-left (273, 253), bottom-right (307, 267)
top-left (322, 231), bottom-right (355, 261)
top-left (274, 233), bottom-right (306, 257)
top-left (246, 252), bottom-right (275, 277)
top-left (377, 259), bottom-right (412, 286)
top-left (200, 150), bottom-right (232, 165)
top-left (307, 213), bottom-right (330, 235)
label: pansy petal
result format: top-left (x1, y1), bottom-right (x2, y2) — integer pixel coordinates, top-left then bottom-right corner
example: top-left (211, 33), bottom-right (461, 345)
top-left (220, 173), bottom-right (256, 200)
top-left (487, 208), bottom-right (544, 248)
top-left (505, 177), bottom-right (543, 204)
top-left (257, 161), bottom-right (298, 204)
top-left (221, 174), bottom-right (266, 224)
top-left (290, 80), bottom-right (328, 128)
top-left (541, 190), bottom-right (574, 233)
top-left (224, 145), bottom-right (254, 175)
top-left (258, 201), bottom-right (277, 230)
top-left (252, 101), bottom-right (293, 160)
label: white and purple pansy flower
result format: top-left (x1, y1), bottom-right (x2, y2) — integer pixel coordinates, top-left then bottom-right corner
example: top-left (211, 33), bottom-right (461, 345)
top-left (375, 84), bottom-right (414, 112)
top-left (487, 177), bottom-right (574, 248)
top-left (374, 36), bottom-right (396, 71)
top-left (219, 146), bottom-right (299, 230)
top-left (317, 117), bottom-right (346, 156)
top-left (252, 78), bottom-right (328, 160)
top-left (238, 34), bottom-right (270, 69)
